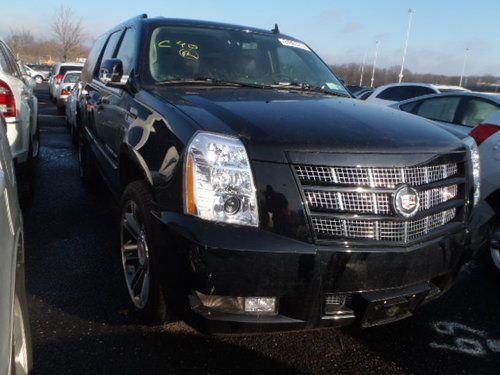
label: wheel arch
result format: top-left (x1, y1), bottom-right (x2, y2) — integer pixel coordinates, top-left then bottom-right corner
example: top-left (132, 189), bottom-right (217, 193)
top-left (119, 144), bottom-right (153, 193)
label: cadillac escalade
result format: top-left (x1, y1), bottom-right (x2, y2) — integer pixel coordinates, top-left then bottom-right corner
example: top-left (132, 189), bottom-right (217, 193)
top-left (76, 15), bottom-right (481, 333)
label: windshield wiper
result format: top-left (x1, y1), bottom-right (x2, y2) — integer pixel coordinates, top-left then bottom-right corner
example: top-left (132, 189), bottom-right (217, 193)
top-left (156, 77), bottom-right (271, 89)
top-left (271, 81), bottom-right (350, 97)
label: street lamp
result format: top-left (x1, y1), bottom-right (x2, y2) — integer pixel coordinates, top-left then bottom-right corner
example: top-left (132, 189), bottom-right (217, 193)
top-left (398, 8), bottom-right (416, 83)
top-left (370, 41), bottom-right (380, 88)
top-left (359, 51), bottom-right (367, 86)
top-left (459, 47), bottom-right (470, 87)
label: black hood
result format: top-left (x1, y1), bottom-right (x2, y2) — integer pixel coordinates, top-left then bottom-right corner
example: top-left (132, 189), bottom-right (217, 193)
top-left (150, 87), bottom-right (465, 163)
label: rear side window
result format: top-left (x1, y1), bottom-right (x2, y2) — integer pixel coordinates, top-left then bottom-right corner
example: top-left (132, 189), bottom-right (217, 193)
top-left (81, 35), bottom-right (107, 82)
top-left (377, 86), bottom-right (435, 101)
top-left (377, 87), bottom-right (407, 101)
top-left (459, 99), bottom-right (500, 127)
top-left (115, 27), bottom-right (138, 76)
top-left (414, 97), bottom-right (461, 123)
top-left (412, 86), bottom-right (435, 97)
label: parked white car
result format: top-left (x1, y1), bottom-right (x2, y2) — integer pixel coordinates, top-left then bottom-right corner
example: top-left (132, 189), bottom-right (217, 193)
top-left (55, 71), bottom-right (81, 113)
top-left (390, 92), bottom-right (500, 273)
top-left (48, 62), bottom-right (83, 103)
top-left (23, 65), bottom-right (50, 84)
top-left (0, 114), bottom-right (32, 375)
top-left (0, 39), bottom-right (39, 193)
top-left (366, 82), bottom-right (470, 106)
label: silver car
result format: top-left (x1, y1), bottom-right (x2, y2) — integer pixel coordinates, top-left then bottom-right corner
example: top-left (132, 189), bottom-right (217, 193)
top-left (48, 62), bottom-right (83, 103)
top-left (390, 92), bottom-right (500, 272)
top-left (0, 114), bottom-right (32, 375)
top-left (55, 71), bottom-right (81, 113)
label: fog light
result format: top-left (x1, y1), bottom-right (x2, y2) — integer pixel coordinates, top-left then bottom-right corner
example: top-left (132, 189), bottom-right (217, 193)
top-left (195, 292), bottom-right (277, 315)
top-left (195, 292), bottom-right (244, 313)
top-left (244, 297), bottom-right (276, 313)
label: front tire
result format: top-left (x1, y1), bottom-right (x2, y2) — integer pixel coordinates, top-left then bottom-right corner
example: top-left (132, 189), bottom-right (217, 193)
top-left (120, 181), bottom-right (176, 323)
top-left (34, 75), bottom-right (43, 84)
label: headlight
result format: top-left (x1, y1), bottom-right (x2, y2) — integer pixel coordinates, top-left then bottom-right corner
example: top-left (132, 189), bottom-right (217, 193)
top-left (463, 136), bottom-right (480, 206)
top-left (184, 132), bottom-right (259, 226)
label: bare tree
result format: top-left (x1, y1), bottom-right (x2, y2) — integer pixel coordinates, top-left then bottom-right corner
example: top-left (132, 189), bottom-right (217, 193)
top-left (5, 28), bottom-right (35, 59)
top-left (51, 5), bottom-right (85, 61)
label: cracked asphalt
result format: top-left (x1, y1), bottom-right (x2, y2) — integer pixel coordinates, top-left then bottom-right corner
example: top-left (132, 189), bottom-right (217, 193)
top-left (23, 84), bottom-right (500, 374)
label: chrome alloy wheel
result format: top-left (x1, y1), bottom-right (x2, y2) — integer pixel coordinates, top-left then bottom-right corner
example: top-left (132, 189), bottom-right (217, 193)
top-left (120, 201), bottom-right (151, 309)
top-left (12, 296), bottom-right (29, 375)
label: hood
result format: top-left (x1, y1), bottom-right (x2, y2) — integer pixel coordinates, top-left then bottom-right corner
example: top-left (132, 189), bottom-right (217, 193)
top-left (151, 87), bottom-right (465, 163)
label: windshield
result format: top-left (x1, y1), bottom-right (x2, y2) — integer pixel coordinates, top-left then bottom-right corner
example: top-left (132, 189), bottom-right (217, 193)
top-left (64, 73), bottom-right (81, 83)
top-left (59, 66), bottom-right (82, 75)
top-left (147, 25), bottom-right (348, 96)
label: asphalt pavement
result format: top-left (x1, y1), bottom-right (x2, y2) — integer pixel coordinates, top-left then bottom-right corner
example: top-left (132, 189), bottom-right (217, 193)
top-left (24, 84), bottom-right (500, 374)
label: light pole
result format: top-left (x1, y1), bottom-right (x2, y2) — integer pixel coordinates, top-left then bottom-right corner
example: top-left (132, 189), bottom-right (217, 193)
top-left (459, 47), bottom-right (470, 87)
top-left (359, 51), bottom-right (367, 86)
top-left (370, 41), bottom-right (380, 88)
top-left (398, 8), bottom-right (416, 83)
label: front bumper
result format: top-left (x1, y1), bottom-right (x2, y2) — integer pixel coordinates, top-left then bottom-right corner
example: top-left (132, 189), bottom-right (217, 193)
top-left (155, 212), bottom-right (470, 334)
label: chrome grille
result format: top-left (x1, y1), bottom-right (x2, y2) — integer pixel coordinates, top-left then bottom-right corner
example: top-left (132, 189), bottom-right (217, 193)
top-left (296, 164), bottom-right (458, 187)
top-left (295, 160), bottom-right (464, 243)
top-left (305, 185), bottom-right (458, 214)
top-left (312, 208), bottom-right (456, 243)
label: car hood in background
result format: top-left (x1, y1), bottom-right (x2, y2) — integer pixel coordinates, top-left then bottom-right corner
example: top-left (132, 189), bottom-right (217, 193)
top-left (151, 87), bottom-right (465, 163)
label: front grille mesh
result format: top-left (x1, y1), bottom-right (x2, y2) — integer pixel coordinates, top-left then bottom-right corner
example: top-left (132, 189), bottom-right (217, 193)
top-left (295, 162), bottom-right (464, 244)
top-left (295, 164), bottom-right (458, 188)
top-left (312, 209), bottom-right (456, 242)
top-left (305, 185), bottom-right (458, 214)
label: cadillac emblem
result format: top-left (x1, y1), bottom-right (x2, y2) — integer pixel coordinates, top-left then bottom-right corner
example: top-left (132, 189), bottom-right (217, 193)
top-left (394, 185), bottom-right (419, 218)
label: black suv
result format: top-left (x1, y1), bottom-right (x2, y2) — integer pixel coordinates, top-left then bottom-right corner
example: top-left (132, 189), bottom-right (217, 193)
top-left (76, 15), bottom-right (480, 334)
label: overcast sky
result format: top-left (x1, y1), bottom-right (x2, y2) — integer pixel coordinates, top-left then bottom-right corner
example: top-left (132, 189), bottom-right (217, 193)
top-left (1, 0), bottom-right (497, 76)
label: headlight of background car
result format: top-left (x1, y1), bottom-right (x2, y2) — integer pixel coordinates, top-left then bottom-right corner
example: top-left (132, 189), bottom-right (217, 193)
top-left (463, 136), bottom-right (480, 206)
top-left (185, 132), bottom-right (259, 226)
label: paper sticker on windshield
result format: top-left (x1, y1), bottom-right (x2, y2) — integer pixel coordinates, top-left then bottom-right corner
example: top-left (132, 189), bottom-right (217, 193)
top-left (278, 38), bottom-right (310, 51)
top-left (326, 82), bottom-right (341, 90)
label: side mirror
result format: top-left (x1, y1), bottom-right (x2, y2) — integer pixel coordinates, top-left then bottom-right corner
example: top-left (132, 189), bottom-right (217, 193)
top-left (99, 59), bottom-right (125, 86)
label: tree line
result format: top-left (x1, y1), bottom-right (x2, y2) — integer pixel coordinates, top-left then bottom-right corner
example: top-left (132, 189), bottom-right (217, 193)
top-left (329, 63), bottom-right (500, 92)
